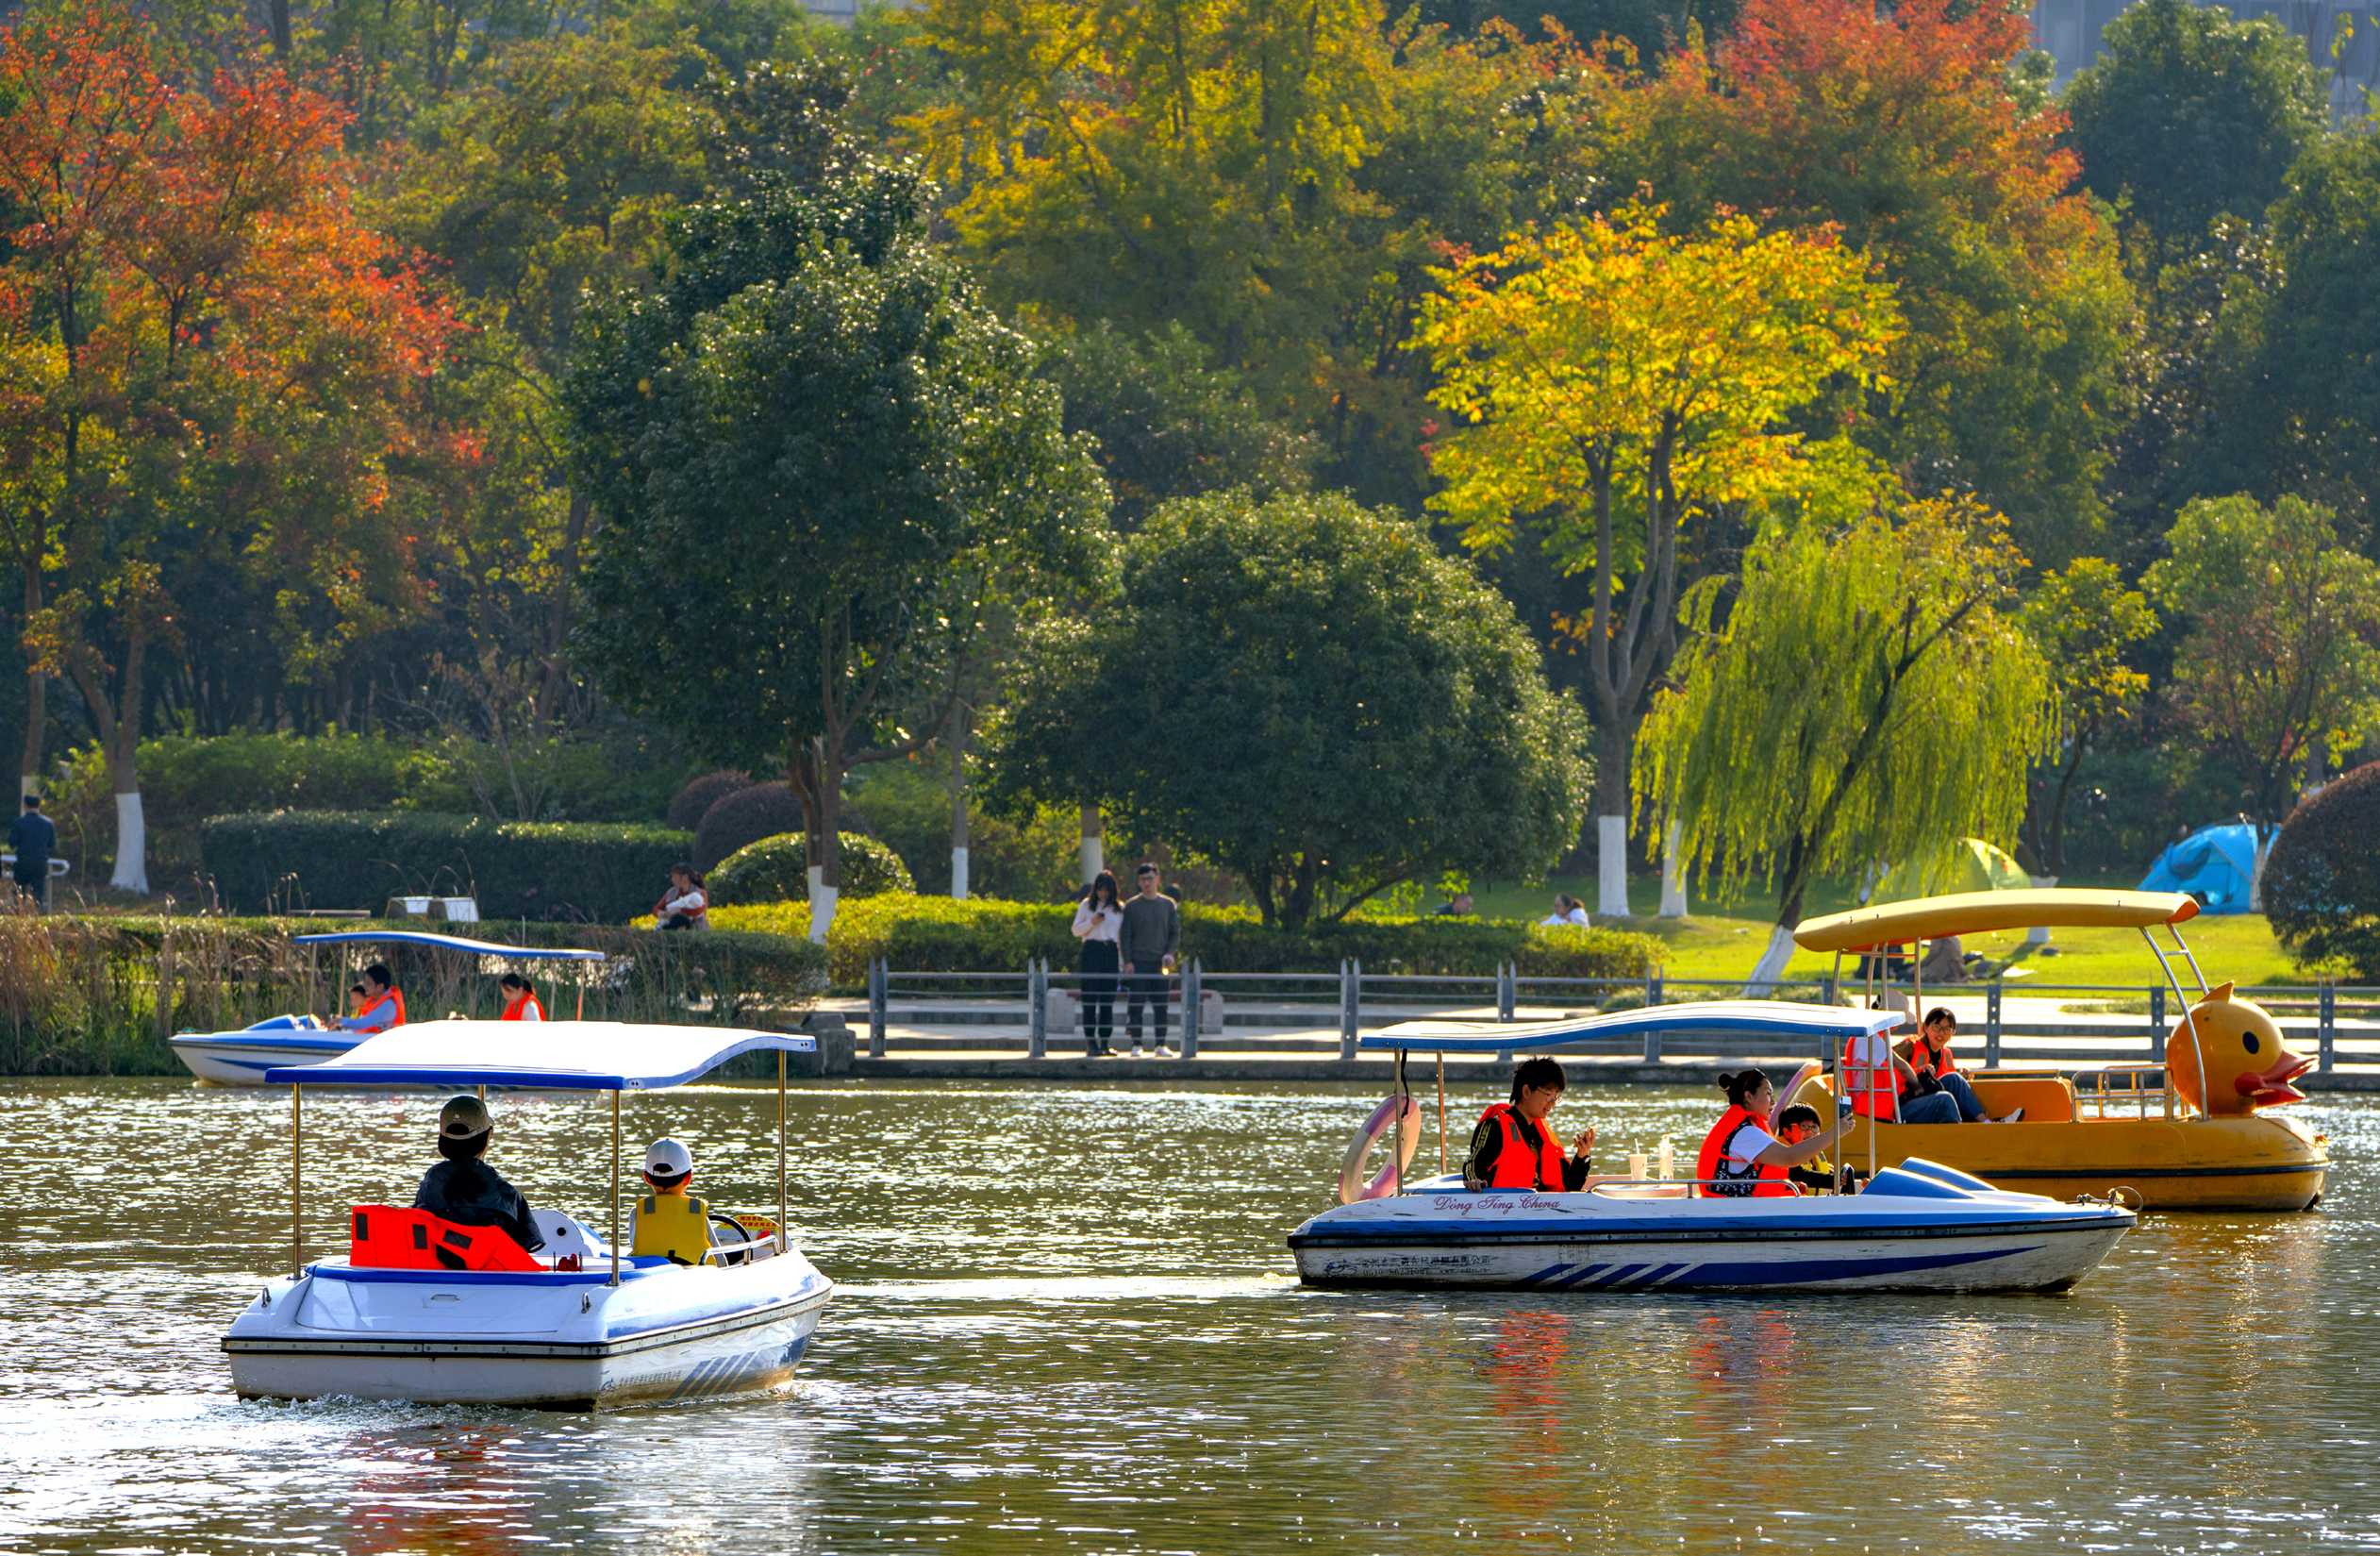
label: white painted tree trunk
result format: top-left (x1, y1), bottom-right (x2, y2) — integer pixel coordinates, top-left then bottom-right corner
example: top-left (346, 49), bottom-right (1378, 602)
top-left (808, 882), bottom-right (838, 945)
top-left (1596, 814), bottom-right (1629, 919)
top-left (2026, 876), bottom-right (2058, 945)
top-left (951, 846), bottom-right (970, 901)
top-left (1657, 821), bottom-right (1688, 919)
top-left (1743, 923), bottom-right (1797, 996)
top-left (2250, 833), bottom-right (2272, 912)
top-left (110, 789), bottom-right (147, 895)
top-left (19, 774), bottom-right (38, 802)
top-left (1079, 803), bottom-right (1104, 885)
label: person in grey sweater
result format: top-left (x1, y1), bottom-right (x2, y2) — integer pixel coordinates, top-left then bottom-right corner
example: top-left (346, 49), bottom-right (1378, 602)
top-left (1117, 863), bottom-right (1181, 1055)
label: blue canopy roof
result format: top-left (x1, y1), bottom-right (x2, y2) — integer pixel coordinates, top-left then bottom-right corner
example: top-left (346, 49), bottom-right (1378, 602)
top-left (264, 1020), bottom-right (814, 1090)
top-left (1358, 999), bottom-right (1905, 1054)
top-left (292, 929), bottom-right (607, 962)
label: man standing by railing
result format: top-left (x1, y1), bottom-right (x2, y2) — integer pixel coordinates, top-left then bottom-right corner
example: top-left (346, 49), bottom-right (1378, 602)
top-left (9, 795), bottom-right (55, 912)
top-left (1119, 862), bottom-right (1181, 1056)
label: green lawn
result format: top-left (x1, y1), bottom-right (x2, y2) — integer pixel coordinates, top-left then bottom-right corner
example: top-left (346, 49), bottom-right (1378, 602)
top-left (1461, 874), bottom-right (2316, 989)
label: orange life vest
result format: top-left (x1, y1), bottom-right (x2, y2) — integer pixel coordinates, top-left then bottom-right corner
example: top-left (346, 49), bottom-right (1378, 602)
top-left (1842, 1035), bottom-right (1902, 1121)
top-left (1695, 1106), bottom-right (1794, 1198)
top-left (1477, 1102), bottom-right (1570, 1191)
top-left (352, 988), bottom-right (407, 1034)
top-left (348, 1205), bottom-right (541, 1272)
top-left (500, 990), bottom-right (543, 1021)
top-left (1910, 1034), bottom-right (1957, 1079)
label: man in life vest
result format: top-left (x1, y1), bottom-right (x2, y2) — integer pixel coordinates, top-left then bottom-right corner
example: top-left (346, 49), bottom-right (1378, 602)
top-left (630, 1137), bottom-right (715, 1265)
top-left (339, 962), bottom-right (407, 1034)
top-left (412, 1094), bottom-right (544, 1257)
top-left (1698, 1069), bottom-right (1846, 1197)
top-left (1463, 1056), bottom-right (1596, 1192)
top-left (498, 972), bottom-right (544, 1022)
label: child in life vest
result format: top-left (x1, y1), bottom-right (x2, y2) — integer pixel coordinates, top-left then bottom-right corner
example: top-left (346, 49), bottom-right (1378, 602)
top-left (1774, 1103), bottom-right (1865, 1194)
top-left (630, 1137), bottom-right (714, 1265)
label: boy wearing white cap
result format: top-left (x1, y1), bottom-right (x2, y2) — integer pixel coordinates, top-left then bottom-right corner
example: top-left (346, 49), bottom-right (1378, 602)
top-left (629, 1137), bottom-right (713, 1266)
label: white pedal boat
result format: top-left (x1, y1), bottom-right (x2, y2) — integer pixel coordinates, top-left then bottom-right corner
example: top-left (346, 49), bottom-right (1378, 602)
top-left (225, 1021), bottom-right (834, 1409)
top-left (173, 930), bottom-right (607, 1086)
top-left (1290, 1003), bottom-right (2135, 1296)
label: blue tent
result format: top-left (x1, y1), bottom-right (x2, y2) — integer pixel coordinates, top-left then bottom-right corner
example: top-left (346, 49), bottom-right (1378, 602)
top-left (2138, 823), bottom-right (2264, 914)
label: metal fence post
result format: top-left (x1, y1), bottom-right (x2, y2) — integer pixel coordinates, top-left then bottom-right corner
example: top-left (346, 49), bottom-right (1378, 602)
top-left (867, 957), bottom-right (887, 1060)
top-left (2320, 979), bottom-right (2336, 1073)
top-left (1339, 959), bottom-right (1357, 1061)
top-left (1647, 972), bottom-right (1664, 1009)
top-left (1822, 972), bottom-right (1839, 1008)
top-left (2150, 983), bottom-right (2166, 1040)
top-left (1027, 959), bottom-right (1047, 1061)
top-left (1985, 980), bottom-right (2003, 1069)
top-left (1181, 959), bottom-right (1201, 1059)
top-left (1642, 1012), bottom-right (1662, 1064)
top-left (1498, 961), bottom-right (1517, 1023)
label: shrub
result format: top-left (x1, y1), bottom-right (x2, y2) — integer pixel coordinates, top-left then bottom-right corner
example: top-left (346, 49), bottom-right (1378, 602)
top-left (2266, 761), bottom-right (2380, 977)
top-left (669, 769), bottom-right (752, 833)
top-left (709, 831), bottom-right (914, 905)
top-left (694, 781), bottom-right (805, 871)
top-left (198, 811), bottom-right (692, 921)
top-left (710, 893), bottom-right (1664, 990)
top-left (847, 761), bottom-right (1090, 898)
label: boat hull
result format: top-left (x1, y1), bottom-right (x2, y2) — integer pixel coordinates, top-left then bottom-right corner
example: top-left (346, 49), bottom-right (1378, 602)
top-left (1289, 1169), bottom-right (2132, 1295)
top-left (1794, 1075), bottom-right (2329, 1212)
top-left (174, 1024), bottom-right (356, 1086)
top-left (225, 1252), bottom-right (833, 1409)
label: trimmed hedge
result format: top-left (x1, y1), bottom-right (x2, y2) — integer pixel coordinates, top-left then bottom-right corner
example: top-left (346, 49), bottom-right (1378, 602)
top-left (198, 811), bottom-right (692, 921)
top-left (709, 832), bottom-right (915, 906)
top-left (710, 893), bottom-right (1664, 990)
top-left (669, 769), bottom-right (752, 834)
top-left (2267, 761), bottom-right (2380, 978)
top-left (694, 781), bottom-right (805, 872)
top-left (0, 914), bottom-right (823, 1075)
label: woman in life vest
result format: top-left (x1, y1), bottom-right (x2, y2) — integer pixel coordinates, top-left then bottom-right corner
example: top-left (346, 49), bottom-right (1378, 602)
top-left (1895, 1007), bottom-right (2021, 1124)
top-left (498, 972), bottom-right (544, 1022)
top-left (1697, 1069), bottom-right (1847, 1197)
top-left (1463, 1056), bottom-right (1596, 1192)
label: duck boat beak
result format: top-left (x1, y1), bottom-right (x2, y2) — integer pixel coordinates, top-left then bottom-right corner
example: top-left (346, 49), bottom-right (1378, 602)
top-left (2235, 1051), bottom-right (2314, 1109)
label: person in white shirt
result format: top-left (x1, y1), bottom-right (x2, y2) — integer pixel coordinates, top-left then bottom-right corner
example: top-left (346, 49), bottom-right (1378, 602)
top-left (655, 864), bottom-right (707, 931)
top-left (1540, 892), bottom-right (1590, 928)
top-left (1072, 871), bottom-right (1123, 1056)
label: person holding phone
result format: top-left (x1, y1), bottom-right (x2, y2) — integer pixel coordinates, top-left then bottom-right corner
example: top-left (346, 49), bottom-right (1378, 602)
top-left (1072, 871), bottom-right (1124, 1057)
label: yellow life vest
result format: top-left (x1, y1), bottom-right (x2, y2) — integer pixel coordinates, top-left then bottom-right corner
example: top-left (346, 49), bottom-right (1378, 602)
top-left (631, 1191), bottom-right (712, 1265)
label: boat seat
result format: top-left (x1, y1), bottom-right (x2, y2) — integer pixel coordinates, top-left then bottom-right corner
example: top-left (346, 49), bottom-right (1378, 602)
top-left (349, 1205), bottom-right (542, 1273)
top-left (1966, 1073), bottom-right (2076, 1124)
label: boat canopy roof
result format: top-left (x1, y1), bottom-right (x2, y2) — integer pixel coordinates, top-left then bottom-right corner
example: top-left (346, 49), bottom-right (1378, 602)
top-left (264, 1021), bottom-right (813, 1090)
top-left (291, 929), bottom-right (607, 962)
top-left (1792, 888), bottom-right (2199, 953)
top-left (1358, 999), bottom-right (1903, 1054)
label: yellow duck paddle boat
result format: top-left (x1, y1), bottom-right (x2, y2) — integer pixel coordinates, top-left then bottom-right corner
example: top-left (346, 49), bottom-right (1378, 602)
top-left (1787, 889), bottom-right (2329, 1212)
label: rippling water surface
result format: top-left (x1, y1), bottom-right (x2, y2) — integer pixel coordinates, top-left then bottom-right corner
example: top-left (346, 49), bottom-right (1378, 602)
top-left (1, 1077), bottom-right (2375, 1553)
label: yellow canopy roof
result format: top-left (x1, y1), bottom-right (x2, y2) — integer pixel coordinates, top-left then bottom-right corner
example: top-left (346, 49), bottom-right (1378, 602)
top-left (1792, 888), bottom-right (2200, 952)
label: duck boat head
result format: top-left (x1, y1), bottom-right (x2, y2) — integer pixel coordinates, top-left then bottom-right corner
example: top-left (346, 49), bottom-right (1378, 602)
top-left (2167, 981), bottom-right (2314, 1114)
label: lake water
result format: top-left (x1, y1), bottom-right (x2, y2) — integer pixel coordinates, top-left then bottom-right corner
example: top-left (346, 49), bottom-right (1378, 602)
top-left (2, 1077), bottom-right (2376, 1553)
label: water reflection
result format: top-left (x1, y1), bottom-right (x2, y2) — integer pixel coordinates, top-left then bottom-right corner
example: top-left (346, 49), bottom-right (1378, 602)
top-left (0, 1078), bottom-right (2375, 1553)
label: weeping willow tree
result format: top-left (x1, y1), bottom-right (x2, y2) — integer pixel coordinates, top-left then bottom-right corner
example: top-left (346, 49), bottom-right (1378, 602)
top-left (1636, 493), bottom-right (2059, 990)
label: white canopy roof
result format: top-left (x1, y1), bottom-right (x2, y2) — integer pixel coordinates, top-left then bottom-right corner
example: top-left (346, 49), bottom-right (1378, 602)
top-left (1360, 999), bottom-right (1904, 1054)
top-left (264, 1020), bottom-right (815, 1091)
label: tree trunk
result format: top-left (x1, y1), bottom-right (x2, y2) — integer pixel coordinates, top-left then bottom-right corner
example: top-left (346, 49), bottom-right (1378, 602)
top-left (1594, 718), bottom-right (1631, 919)
top-left (1078, 802), bottom-right (1104, 888)
top-left (947, 701), bottom-right (970, 900)
top-left (1744, 923), bottom-right (1797, 996)
top-left (269, 0), bottom-right (292, 56)
top-left (18, 562), bottom-right (42, 802)
top-left (108, 734), bottom-right (146, 895)
top-left (1657, 819), bottom-right (1688, 919)
top-left (807, 735), bottom-right (841, 945)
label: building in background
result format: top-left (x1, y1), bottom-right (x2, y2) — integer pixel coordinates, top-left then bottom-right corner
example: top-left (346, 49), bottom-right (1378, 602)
top-left (2035, 0), bottom-right (2380, 115)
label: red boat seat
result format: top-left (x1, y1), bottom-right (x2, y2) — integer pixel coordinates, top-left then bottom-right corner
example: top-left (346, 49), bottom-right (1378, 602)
top-left (349, 1205), bottom-right (542, 1273)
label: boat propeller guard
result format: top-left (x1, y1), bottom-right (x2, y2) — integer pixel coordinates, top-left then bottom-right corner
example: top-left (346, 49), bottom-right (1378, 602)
top-left (1339, 1095), bottom-right (1423, 1205)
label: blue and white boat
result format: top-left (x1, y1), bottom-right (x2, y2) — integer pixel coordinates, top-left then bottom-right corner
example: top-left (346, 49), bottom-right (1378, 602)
top-left (170, 930), bottom-right (607, 1085)
top-left (1289, 1003), bottom-right (2135, 1296)
top-left (225, 1021), bottom-right (832, 1409)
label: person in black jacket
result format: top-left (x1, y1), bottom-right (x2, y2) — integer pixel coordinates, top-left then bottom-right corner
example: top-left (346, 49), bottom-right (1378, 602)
top-left (414, 1094), bottom-right (544, 1254)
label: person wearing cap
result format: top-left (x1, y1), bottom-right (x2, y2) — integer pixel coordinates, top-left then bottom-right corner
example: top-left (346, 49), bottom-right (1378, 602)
top-left (413, 1094), bottom-right (544, 1256)
top-left (629, 1137), bottom-right (712, 1266)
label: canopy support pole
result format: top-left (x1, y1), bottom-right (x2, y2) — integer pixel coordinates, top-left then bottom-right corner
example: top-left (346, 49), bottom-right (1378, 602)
top-left (290, 1082), bottom-right (302, 1279)
top-left (776, 1050), bottom-right (789, 1255)
top-left (1435, 1051), bottom-right (1448, 1175)
top-left (1391, 1049), bottom-right (1409, 1197)
top-left (609, 1090), bottom-right (622, 1287)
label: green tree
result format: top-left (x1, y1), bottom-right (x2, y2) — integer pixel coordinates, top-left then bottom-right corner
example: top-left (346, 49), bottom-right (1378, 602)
top-left (988, 490), bottom-right (1594, 928)
top-left (2018, 558), bottom-right (2158, 877)
top-left (1636, 493), bottom-right (2057, 988)
top-left (565, 166), bottom-right (1108, 941)
top-left (2141, 494), bottom-right (2380, 825)
top-left (1411, 202), bottom-right (1901, 919)
top-left (2062, 0), bottom-right (2325, 258)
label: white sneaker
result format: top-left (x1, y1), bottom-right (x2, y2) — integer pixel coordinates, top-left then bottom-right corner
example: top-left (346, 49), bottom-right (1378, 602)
top-left (1995, 1107), bottom-right (2025, 1124)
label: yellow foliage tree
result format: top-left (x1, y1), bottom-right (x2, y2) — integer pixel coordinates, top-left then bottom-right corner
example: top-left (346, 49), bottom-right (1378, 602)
top-left (1411, 203), bottom-right (1902, 917)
